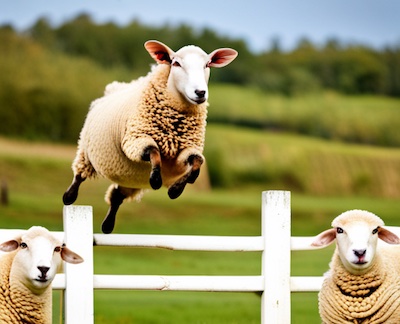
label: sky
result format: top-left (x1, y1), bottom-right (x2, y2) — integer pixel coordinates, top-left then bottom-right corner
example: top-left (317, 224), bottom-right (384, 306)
top-left (1, 0), bottom-right (400, 53)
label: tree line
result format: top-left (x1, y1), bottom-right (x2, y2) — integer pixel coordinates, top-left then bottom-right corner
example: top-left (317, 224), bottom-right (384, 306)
top-left (26, 13), bottom-right (400, 96)
top-left (0, 14), bottom-right (399, 144)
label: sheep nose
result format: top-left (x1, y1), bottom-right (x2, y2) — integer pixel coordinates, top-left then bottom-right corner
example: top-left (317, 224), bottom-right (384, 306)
top-left (37, 266), bottom-right (50, 276)
top-left (195, 90), bottom-right (206, 98)
top-left (353, 249), bottom-right (366, 257)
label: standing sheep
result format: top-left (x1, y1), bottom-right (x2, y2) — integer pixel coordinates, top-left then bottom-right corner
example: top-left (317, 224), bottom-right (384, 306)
top-left (63, 40), bottom-right (238, 233)
top-left (0, 226), bottom-right (83, 324)
top-left (311, 210), bottom-right (400, 323)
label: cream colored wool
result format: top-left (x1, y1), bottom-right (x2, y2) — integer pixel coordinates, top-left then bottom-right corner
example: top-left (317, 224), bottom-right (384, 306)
top-left (319, 250), bottom-right (400, 323)
top-left (0, 252), bottom-right (51, 324)
top-left (73, 63), bottom-right (208, 199)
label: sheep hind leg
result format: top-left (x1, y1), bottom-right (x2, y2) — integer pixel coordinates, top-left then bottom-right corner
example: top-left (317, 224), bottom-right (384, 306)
top-left (102, 185), bottom-right (142, 234)
top-left (63, 174), bottom-right (86, 205)
top-left (168, 154), bottom-right (203, 199)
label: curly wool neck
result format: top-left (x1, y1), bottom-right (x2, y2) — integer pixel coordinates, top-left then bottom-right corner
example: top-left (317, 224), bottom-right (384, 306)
top-left (0, 253), bottom-right (50, 324)
top-left (132, 65), bottom-right (208, 158)
top-left (319, 254), bottom-right (400, 323)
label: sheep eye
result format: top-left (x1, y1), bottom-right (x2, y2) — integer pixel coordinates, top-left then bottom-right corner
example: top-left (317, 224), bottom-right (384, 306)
top-left (54, 246), bottom-right (62, 253)
top-left (336, 227), bottom-right (344, 234)
top-left (372, 227), bottom-right (379, 235)
top-left (20, 242), bottom-right (28, 249)
top-left (172, 60), bottom-right (181, 67)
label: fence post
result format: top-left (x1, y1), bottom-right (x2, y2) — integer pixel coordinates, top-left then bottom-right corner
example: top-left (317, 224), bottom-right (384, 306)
top-left (261, 190), bottom-right (291, 324)
top-left (63, 205), bottom-right (94, 324)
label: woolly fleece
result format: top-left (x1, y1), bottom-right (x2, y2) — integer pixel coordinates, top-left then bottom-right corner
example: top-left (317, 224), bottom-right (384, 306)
top-left (319, 241), bottom-right (400, 323)
top-left (73, 63), bottom-right (208, 197)
top-left (0, 251), bottom-right (51, 324)
top-left (332, 210), bottom-right (384, 229)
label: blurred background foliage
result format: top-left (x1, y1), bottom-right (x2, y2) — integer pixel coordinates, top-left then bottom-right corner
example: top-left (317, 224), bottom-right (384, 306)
top-left (0, 13), bottom-right (399, 197)
top-left (1, 14), bottom-right (399, 143)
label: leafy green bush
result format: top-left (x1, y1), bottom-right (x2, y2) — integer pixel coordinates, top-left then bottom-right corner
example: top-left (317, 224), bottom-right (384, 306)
top-left (0, 28), bottom-right (130, 142)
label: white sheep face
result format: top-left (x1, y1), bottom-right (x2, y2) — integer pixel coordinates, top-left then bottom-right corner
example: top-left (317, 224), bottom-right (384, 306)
top-left (169, 48), bottom-right (211, 105)
top-left (335, 221), bottom-right (380, 273)
top-left (0, 226), bottom-right (83, 294)
top-left (311, 209), bottom-right (400, 275)
top-left (144, 40), bottom-right (238, 105)
top-left (11, 234), bottom-right (62, 292)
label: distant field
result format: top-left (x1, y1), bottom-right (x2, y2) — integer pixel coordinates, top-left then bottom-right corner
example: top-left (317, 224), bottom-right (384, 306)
top-left (0, 134), bottom-right (399, 323)
top-left (205, 124), bottom-right (400, 198)
top-left (209, 85), bottom-right (400, 147)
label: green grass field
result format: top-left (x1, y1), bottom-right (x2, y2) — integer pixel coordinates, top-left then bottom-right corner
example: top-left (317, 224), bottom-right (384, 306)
top-left (209, 85), bottom-right (400, 147)
top-left (1, 129), bottom-right (400, 323)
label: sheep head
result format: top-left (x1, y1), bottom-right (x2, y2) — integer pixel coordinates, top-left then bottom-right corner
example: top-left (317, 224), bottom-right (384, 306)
top-left (0, 226), bottom-right (83, 294)
top-left (311, 210), bottom-right (400, 274)
top-left (144, 40), bottom-right (237, 105)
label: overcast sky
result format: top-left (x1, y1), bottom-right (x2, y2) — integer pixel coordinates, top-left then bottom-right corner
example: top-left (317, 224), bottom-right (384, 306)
top-left (1, 0), bottom-right (399, 52)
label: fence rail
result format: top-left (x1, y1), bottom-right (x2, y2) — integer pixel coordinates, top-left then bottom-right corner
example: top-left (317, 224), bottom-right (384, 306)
top-left (0, 190), bottom-right (327, 323)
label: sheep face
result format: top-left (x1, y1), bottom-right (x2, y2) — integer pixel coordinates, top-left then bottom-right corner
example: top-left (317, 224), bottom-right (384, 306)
top-left (144, 40), bottom-right (238, 105)
top-left (335, 220), bottom-right (380, 273)
top-left (0, 226), bottom-right (83, 294)
top-left (169, 48), bottom-right (211, 105)
top-left (312, 210), bottom-right (400, 275)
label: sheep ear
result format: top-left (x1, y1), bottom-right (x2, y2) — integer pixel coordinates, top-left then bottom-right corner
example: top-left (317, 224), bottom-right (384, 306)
top-left (311, 228), bottom-right (336, 247)
top-left (378, 227), bottom-right (400, 245)
top-left (144, 40), bottom-right (174, 64)
top-left (61, 246), bottom-right (84, 264)
top-left (208, 48), bottom-right (238, 68)
top-left (0, 239), bottom-right (20, 252)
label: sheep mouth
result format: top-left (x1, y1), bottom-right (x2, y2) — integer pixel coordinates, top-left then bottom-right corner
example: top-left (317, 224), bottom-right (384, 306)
top-left (354, 257), bottom-right (367, 265)
top-left (194, 97), bottom-right (207, 104)
top-left (187, 96), bottom-right (206, 105)
top-left (35, 277), bottom-right (49, 283)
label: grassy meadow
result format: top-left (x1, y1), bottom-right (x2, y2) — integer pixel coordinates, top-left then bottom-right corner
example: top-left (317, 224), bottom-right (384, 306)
top-left (1, 120), bottom-right (400, 323)
top-left (209, 85), bottom-right (400, 147)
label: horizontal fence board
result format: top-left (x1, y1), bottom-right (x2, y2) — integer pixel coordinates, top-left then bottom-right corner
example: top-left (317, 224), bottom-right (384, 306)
top-left (92, 275), bottom-right (264, 292)
top-left (53, 274), bottom-right (325, 293)
top-left (53, 274), bottom-right (65, 289)
top-left (290, 276), bottom-right (324, 292)
top-left (94, 234), bottom-right (264, 251)
top-left (291, 236), bottom-right (322, 251)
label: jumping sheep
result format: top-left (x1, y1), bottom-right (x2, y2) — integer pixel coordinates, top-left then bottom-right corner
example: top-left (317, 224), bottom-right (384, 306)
top-left (63, 40), bottom-right (238, 233)
top-left (0, 226), bottom-right (83, 324)
top-left (311, 209), bottom-right (400, 323)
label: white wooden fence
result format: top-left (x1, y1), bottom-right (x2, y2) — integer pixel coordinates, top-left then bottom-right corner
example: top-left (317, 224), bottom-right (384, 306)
top-left (2, 190), bottom-right (327, 323)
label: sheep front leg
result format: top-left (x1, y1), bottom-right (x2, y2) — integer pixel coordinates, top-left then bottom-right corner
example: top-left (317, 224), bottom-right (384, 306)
top-left (122, 136), bottom-right (162, 190)
top-left (142, 145), bottom-right (162, 190)
top-left (168, 152), bottom-right (204, 199)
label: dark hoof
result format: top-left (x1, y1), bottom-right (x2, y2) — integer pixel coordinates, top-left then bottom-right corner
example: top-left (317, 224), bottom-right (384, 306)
top-left (168, 182), bottom-right (186, 200)
top-left (102, 209), bottom-right (117, 234)
top-left (63, 175), bottom-right (84, 205)
top-left (187, 169), bottom-right (200, 184)
top-left (150, 167), bottom-right (162, 190)
top-left (62, 190), bottom-right (77, 205)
